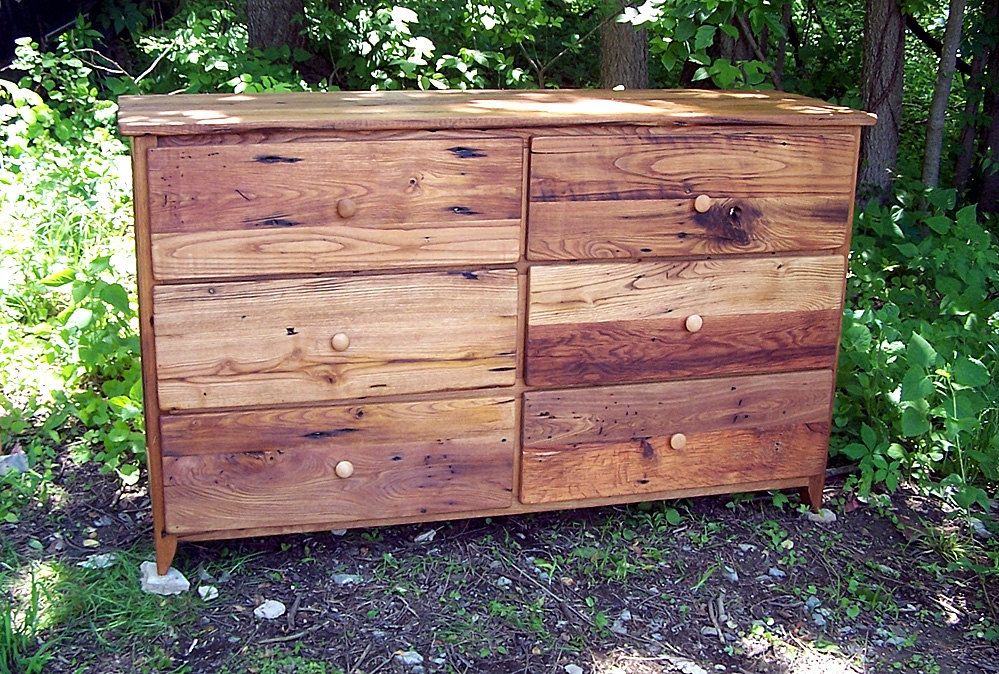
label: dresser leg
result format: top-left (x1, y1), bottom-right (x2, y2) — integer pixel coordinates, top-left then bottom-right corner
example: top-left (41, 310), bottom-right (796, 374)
top-left (800, 474), bottom-right (825, 512)
top-left (155, 533), bottom-right (178, 575)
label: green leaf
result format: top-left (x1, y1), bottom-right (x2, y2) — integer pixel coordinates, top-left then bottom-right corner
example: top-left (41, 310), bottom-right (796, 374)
top-left (99, 283), bottom-right (130, 314)
top-left (900, 367), bottom-right (933, 402)
top-left (953, 357), bottom-right (989, 388)
top-left (925, 215), bottom-right (951, 235)
top-left (901, 407), bottom-right (931, 437)
top-left (955, 204), bottom-right (977, 229)
top-left (664, 507), bottom-right (682, 525)
top-left (694, 25), bottom-right (716, 50)
top-left (65, 307), bottom-right (94, 331)
top-left (907, 333), bottom-right (937, 368)
top-left (39, 268), bottom-right (75, 287)
top-left (860, 423), bottom-right (877, 449)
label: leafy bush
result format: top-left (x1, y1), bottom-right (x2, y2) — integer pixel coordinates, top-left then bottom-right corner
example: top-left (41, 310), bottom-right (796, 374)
top-left (835, 181), bottom-right (999, 510)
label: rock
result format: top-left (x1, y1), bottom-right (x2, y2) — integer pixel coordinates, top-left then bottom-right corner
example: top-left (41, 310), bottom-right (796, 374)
top-left (77, 553), bottom-right (118, 569)
top-left (330, 529), bottom-right (347, 536)
top-left (804, 596), bottom-right (822, 611)
top-left (495, 576), bottom-right (513, 589)
top-left (767, 566), bottom-right (787, 580)
top-left (610, 619), bottom-right (628, 635)
top-left (82, 539), bottom-right (100, 548)
top-left (254, 600), bottom-right (286, 620)
top-left (618, 609), bottom-right (632, 622)
top-left (93, 515), bottom-right (114, 528)
top-left (723, 566), bottom-right (739, 583)
top-left (805, 508), bottom-right (837, 524)
top-left (737, 543), bottom-right (755, 553)
top-left (970, 517), bottom-right (993, 540)
top-left (332, 573), bottom-right (362, 587)
top-left (564, 665), bottom-right (584, 674)
top-left (139, 561), bottom-right (190, 596)
top-left (701, 626), bottom-right (719, 637)
top-left (812, 613), bottom-right (827, 628)
top-left (198, 585), bottom-right (219, 601)
top-left (414, 529), bottom-right (437, 544)
top-left (667, 657), bottom-right (708, 674)
top-left (394, 651), bottom-right (424, 667)
top-left (884, 635), bottom-right (906, 647)
top-left (0, 450), bottom-right (28, 476)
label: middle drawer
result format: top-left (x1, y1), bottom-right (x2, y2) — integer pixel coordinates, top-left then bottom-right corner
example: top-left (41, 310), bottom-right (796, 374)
top-left (154, 269), bottom-right (519, 411)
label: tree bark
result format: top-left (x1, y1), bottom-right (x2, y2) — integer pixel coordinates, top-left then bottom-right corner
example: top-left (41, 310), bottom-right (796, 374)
top-left (921, 0), bottom-right (967, 187)
top-left (246, 0), bottom-right (305, 51)
top-left (859, 0), bottom-right (905, 201)
top-left (599, 2), bottom-right (649, 89)
top-left (954, 46), bottom-right (989, 194)
top-left (980, 31), bottom-right (999, 213)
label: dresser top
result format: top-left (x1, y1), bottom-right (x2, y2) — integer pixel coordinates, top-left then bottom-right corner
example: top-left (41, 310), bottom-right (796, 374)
top-left (117, 89), bottom-right (875, 136)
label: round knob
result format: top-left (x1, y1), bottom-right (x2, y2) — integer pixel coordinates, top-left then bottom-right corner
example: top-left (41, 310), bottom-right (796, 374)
top-left (331, 333), bottom-right (350, 352)
top-left (670, 433), bottom-right (687, 450)
top-left (685, 314), bottom-right (703, 333)
top-left (693, 194), bottom-right (712, 213)
top-left (335, 460), bottom-right (354, 479)
top-left (336, 198), bottom-right (357, 218)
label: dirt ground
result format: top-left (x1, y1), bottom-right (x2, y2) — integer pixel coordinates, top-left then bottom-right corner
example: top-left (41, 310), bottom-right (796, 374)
top-left (3, 460), bottom-right (998, 674)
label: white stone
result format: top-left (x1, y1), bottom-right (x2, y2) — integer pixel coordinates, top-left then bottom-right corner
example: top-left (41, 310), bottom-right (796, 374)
top-left (618, 609), bottom-right (632, 622)
top-left (667, 657), bottom-right (708, 674)
top-left (495, 576), bottom-right (513, 589)
top-left (805, 508), bottom-right (837, 524)
top-left (723, 566), bottom-right (739, 583)
top-left (0, 451), bottom-right (28, 475)
top-left (254, 599), bottom-right (286, 620)
top-left (394, 651), bottom-right (424, 667)
top-left (139, 561), bottom-right (190, 595)
top-left (564, 665), bottom-right (584, 674)
top-left (804, 596), bottom-right (821, 611)
top-left (701, 626), bottom-right (719, 637)
top-left (332, 573), bottom-right (362, 587)
top-left (414, 529), bottom-right (437, 544)
top-left (77, 553), bottom-right (118, 569)
top-left (737, 543), bottom-right (755, 552)
top-left (330, 529), bottom-right (347, 536)
top-left (198, 585), bottom-right (219, 601)
top-left (767, 566), bottom-right (787, 580)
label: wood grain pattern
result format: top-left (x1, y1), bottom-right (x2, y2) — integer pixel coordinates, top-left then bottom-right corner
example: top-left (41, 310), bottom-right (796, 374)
top-left (523, 370), bottom-right (834, 446)
top-left (530, 131), bottom-right (857, 201)
top-left (527, 195), bottom-right (850, 260)
top-left (147, 139), bottom-right (522, 278)
top-left (153, 269), bottom-right (518, 410)
top-left (119, 90), bottom-right (876, 136)
top-left (520, 423), bottom-right (830, 504)
top-left (526, 257), bottom-right (843, 385)
top-left (162, 397), bottom-right (516, 533)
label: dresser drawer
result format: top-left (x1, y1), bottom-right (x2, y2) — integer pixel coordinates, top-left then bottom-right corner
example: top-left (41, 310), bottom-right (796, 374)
top-left (147, 139), bottom-right (524, 279)
top-left (526, 256), bottom-right (843, 387)
top-left (528, 130), bottom-right (855, 260)
top-left (520, 371), bottom-right (832, 504)
top-left (154, 269), bottom-right (518, 411)
top-left (161, 396), bottom-right (516, 533)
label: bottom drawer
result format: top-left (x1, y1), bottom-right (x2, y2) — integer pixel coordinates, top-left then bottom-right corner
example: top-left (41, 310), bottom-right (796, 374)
top-left (160, 396), bottom-right (516, 534)
top-left (520, 371), bottom-right (833, 504)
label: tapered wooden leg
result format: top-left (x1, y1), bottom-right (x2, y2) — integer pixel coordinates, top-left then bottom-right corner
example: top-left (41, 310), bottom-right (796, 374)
top-left (800, 474), bottom-right (825, 512)
top-left (155, 533), bottom-right (178, 575)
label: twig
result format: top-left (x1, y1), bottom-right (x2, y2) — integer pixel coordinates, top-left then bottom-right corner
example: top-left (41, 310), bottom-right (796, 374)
top-left (735, 13), bottom-right (782, 89)
top-left (257, 620), bottom-right (329, 645)
top-left (346, 642), bottom-right (372, 674)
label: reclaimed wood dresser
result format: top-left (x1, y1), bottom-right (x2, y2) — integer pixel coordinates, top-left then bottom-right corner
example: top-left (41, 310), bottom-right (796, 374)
top-left (118, 90), bottom-right (875, 573)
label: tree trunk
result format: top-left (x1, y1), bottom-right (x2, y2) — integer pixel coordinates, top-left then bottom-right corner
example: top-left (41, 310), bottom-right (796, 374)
top-left (600, 2), bottom-right (649, 89)
top-left (859, 0), bottom-right (905, 201)
top-left (954, 47), bottom-right (989, 194)
top-left (774, 2), bottom-right (792, 90)
top-left (921, 0), bottom-right (967, 187)
top-left (246, 0), bottom-right (305, 51)
top-left (980, 35), bottom-right (999, 213)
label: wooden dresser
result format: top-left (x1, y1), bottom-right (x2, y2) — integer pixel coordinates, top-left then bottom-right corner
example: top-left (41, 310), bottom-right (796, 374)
top-left (118, 90), bottom-right (874, 573)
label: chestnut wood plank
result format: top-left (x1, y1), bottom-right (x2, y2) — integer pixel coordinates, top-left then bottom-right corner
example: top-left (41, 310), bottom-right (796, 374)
top-left (153, 269), bottom-right (518, 411)
top-left (530, 131), bottom-right (857, 201)
top-left (527, 310), bottom-right (840, 385)
top-left (151, 219), bottom-right (521, 280)
top-left (161, 396), bottom-right (515, 457)
top-left (527, 195), bottom-right (850, 260)
top-left (162, 397), bottom-right (516, 533)
top-left (520, 422), bottom-right (830, 504)
top-left (119, 90), bottom-right (876, 136)
top-left (523, 370), bottom-right (834, 446)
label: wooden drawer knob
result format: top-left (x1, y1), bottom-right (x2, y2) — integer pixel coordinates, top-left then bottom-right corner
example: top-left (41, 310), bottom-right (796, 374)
top-left (693, 194), bottom-right (712, 213)
top-left (670, 433), bottom-right (687, 450)
top-left (331, 333), bottom-right (350, 352)
top-left (336, 198), bottom-right (357, 218)
top-left (685, 314), bottom-right (703, 333)
top-left (335, 460), bottom-right (354, 479)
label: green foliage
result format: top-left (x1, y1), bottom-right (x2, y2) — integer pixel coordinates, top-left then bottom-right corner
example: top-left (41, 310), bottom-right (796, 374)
top-left (0, 572), bottom-right (54, 674)
top-left (835, 181), bottom-right (999, 509)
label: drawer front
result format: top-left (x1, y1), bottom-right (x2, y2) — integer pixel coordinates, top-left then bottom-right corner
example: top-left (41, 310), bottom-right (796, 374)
top-left (154, 269), bottom-right (518, 411)
top-left (161, 396), bottom-right (515, 533)
top-left (528, 131), bottom-right (855, 261)
top-left (148, 139), bottom-right (524, 279)
top-left (526, 256), bottom-right (844, 387)
top-left (520, 371), bottom-right (832, 504)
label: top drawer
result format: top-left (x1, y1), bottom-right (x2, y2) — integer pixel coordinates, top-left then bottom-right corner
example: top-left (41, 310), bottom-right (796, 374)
top-left (147, 139), bottom-right (524, 280)
top-left (528, 130), bottom-right (856, 260)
